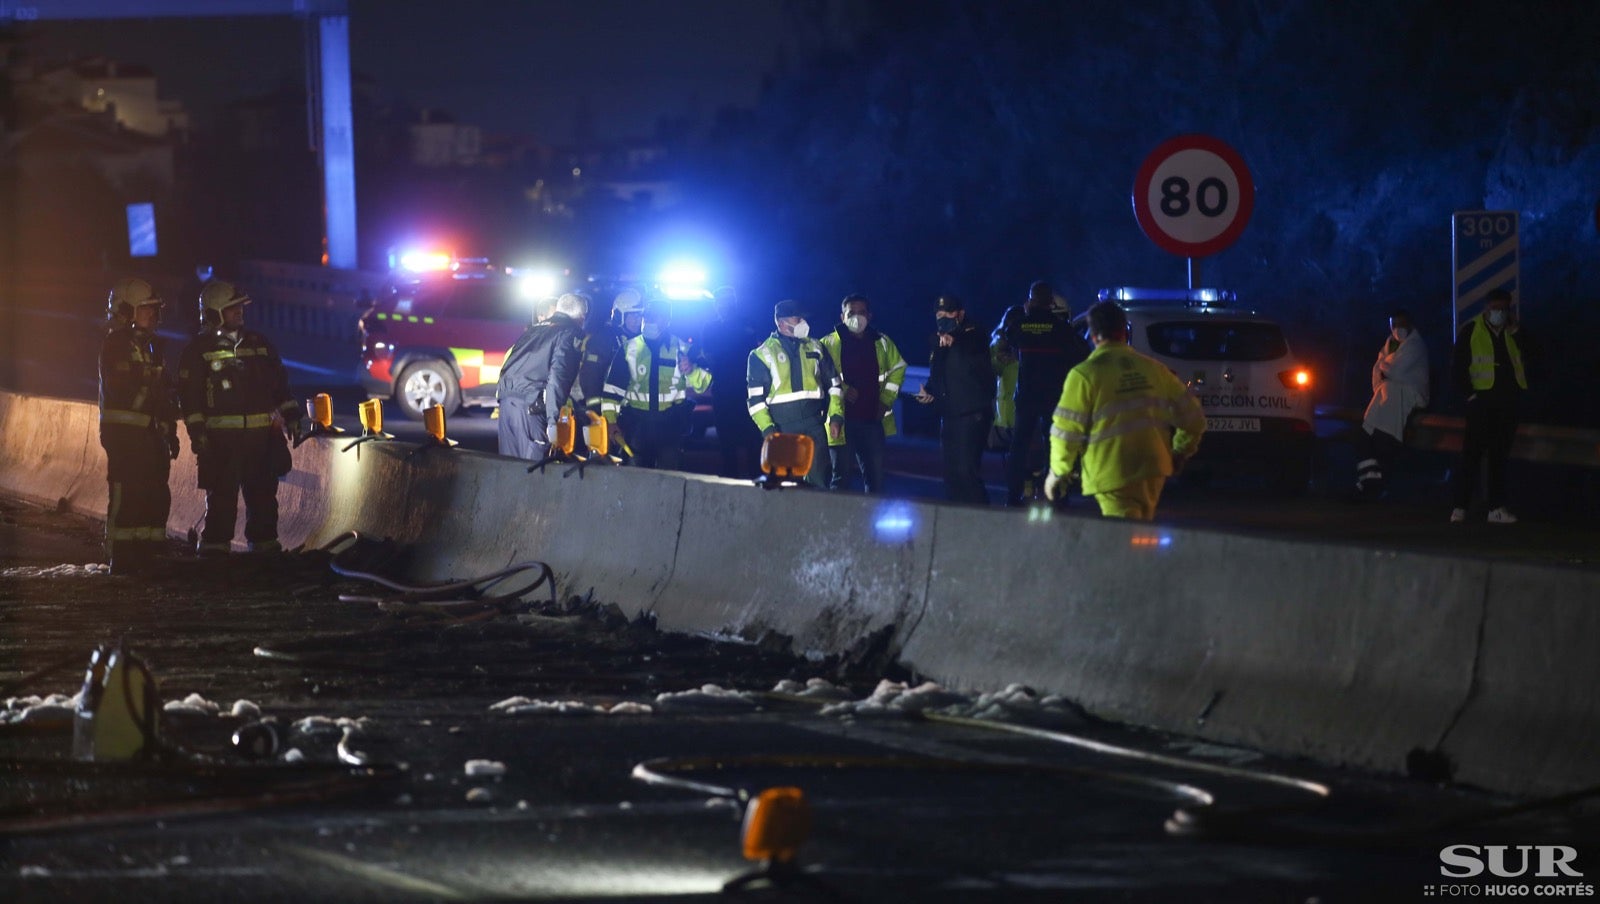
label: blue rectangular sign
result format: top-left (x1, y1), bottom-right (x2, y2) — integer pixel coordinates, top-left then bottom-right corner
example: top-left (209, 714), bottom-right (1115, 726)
top-left (126, 202), bottom-right (157, 258)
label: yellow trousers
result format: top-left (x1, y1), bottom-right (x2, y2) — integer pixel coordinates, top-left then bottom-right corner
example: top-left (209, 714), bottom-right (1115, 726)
top-left (1092, 475), bottom-right (1166, 521)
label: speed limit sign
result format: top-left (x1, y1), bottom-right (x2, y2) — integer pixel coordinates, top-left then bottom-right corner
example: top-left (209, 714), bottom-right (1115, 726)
top-left (1132, 134), bottom-right (1255, 258)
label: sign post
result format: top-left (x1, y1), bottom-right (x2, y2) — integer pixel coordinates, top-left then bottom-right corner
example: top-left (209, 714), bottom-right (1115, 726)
top-left (1132, 135), bottom-right (1255, 289)
top-left (1451, 210), bottom-right (1518, 335)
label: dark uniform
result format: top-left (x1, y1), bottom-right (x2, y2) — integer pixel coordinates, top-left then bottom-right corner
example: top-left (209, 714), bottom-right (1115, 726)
top-left (701, 311), bottom-right (765, 477)
top-left (99, 311), bottom-right (179, 574)
top-left (997, 303), bottom-right (1088, 505)
top-left (177, 302), bottom-right (300, 554)
top-left (927, 314), bottom-right (995, 505)
top-left (497, 311), bottom-right (584, 461)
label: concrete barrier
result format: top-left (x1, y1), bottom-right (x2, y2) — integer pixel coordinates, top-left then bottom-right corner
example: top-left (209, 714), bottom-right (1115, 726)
top-left (657, 484), bottom-right (937, 659)
top-left (3, 387), bottom-right (1597, 798)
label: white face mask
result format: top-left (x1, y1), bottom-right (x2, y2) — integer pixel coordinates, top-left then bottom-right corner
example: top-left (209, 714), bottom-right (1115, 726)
top-left (791, 319), bottom-right (810, 340)
top-left (1486, 309), bottom-right (1507, 328)
top-left (642, 324), bottom-right (662, 342)
top-left (845, 314), bottom-right (867, 334)
top-left (1391, 327), bottom-right (1411, 342)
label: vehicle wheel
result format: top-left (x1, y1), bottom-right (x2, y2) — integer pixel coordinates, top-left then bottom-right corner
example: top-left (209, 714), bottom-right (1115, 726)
top-left (394, 360), bottom-right (460, 421)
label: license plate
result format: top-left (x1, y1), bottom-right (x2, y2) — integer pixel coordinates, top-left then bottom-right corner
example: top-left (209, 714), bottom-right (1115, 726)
top-left (1206, 417), bottom-right (1260, 432)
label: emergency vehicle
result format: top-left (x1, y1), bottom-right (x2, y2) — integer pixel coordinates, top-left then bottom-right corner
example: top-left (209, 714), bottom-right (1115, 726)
top-left (1087, 288), bottom-right (1316, 492)
top-left (359, 252), bottom-right (718, 421)
top-left (359, 255), bottom-right (547, 420)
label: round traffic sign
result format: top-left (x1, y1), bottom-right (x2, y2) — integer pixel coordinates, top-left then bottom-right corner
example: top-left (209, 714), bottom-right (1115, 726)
top-left (1132, 134), bottom-right (1255, 258)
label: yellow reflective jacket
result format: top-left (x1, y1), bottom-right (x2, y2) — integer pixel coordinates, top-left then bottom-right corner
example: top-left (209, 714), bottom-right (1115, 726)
top-left (817, 326), bottom-right (908, 446)
top-left (1464, 314), bottom-right (1526, 391)
top-left (1049, 343), bottom-right (1205, 496)
top-left (600, 333), bottom-right (712, 422)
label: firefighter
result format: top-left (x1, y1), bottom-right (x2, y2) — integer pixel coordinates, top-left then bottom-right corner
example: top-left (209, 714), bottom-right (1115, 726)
top-left (498, 293), bottom-right (586, 461)
top-left (577, 288), bottom-right (643, 422)
top-left (177, 280), bottom-right (303, 555)
top-left (99, 278), bottom-right (180, 575)
top-left (602, 302), bottom-right (712, 470)
top-left (1045, 300), bottom-right (1205, 521)
top-left (746, 299), bottom-right (845, 488)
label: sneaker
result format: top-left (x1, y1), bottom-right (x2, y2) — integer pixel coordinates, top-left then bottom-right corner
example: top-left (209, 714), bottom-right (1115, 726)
top-left (1449, 508), bottom-right (1467, 523)
top-left (1487, 507), bottom-right (1518, 524)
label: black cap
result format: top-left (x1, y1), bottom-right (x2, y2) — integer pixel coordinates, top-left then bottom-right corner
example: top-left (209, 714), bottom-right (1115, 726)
top-left (936, 294), bottom-right (964, 312)
top-left (774, 299), bottom-right (806, 319)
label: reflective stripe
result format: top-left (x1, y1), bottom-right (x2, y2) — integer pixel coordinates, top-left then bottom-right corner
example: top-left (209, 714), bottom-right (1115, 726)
top-left (186, 413), bottom-right (206, 425)
top-left (1086, 416), bottom-right (1170, 444)
top-left (101, 409), bottom-right (153, 427)
top-left (747, 402), bottom-right (769, 415)
top-left (1053, 406), bottom-right (1089, 426)
top-left (882, 381), bottom-right (900, 393)
top-left (746, 386), bottom-right (764, 398)
top-left (769, 389), bottom-right (822, 405)
top-left (207, 413), bottom-right (275, 429)
top-left (1048, 424), bottom-right (1075, 441)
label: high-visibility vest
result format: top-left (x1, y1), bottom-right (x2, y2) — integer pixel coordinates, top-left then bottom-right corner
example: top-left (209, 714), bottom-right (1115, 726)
top-left (745, 334), bottom-right (843, 434)
top-left (817, 329), bottom-right (908, 445)
top-left (1049, 343), bottom-right (1206, 496)
top-left (601, 334), bottom-right (711, 421)
top-left (1464, 315), bottom-right (1526, 391)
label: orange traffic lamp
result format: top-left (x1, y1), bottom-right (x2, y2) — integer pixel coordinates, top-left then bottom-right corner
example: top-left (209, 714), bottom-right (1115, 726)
top-left (756, 433), bottom-right (815, 489)
top-left (724, 786), bottom-right (822, 892)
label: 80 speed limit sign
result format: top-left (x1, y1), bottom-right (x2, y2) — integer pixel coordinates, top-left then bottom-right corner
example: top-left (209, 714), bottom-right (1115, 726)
top-left (1132, 134), bottom-right (1255, 258)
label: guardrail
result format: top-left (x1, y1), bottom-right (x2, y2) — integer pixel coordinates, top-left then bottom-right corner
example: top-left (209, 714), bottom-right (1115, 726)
top-left (1317, 405), bottom-right (1600, 469)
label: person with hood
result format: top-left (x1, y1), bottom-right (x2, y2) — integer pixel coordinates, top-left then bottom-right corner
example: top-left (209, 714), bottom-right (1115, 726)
top-left (995, 280), bottom-right (1088, 506)
top-left (818, 294), bottom-right (908, 493)
top-left (1355, 309), bottom-right (1429, 498)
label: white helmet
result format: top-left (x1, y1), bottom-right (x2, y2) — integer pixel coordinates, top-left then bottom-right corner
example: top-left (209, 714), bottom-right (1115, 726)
top-left (612, 288), bottom-right (644, 317)
top-left (107, 277), bottom-right (162, 324)
top-left (198, 279), bottom-right (252, 327)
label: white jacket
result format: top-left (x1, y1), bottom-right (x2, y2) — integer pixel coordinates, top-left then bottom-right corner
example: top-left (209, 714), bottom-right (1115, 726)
top-left (1362, 331), bottom-right (1429, 440)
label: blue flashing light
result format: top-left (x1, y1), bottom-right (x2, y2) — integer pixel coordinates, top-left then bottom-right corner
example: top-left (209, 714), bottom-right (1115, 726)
top-left (518, 269), bottom-right (561, 300)
top-left (872, 502), bottom-right (918, 543)
top-left (657, 259), bottom-right (707, 286)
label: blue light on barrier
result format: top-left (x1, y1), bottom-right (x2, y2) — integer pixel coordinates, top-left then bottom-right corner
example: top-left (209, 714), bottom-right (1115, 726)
top-left (873, 502), bottom-right (917, 543)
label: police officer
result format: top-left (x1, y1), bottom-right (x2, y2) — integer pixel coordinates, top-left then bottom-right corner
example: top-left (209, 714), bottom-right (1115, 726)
top-left (498, 293), bottom-right (586, 461)
top-left (818, 293), bottom-right (908, 493)
top-left (177, 280), bottom-right (302, 555)
top-left (747, 300), bottom-right (844, 487)
top-left (997, 280), bottom-right (1088, 506)
top-left (99, 278), bottom-right (180, 575)
top-left (603, 302), bottom-right (712, 470)
top-left (1045, 300), bottom-right (1206, 521)
top-left (914, 295), bottom-right (996, 505)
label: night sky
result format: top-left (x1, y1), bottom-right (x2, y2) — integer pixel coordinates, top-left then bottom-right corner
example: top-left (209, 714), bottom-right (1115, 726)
top-left (22, 0), bottom-right (794, 143)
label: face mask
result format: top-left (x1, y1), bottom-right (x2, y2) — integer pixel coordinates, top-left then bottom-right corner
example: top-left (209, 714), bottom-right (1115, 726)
top-left (935, 317), bottom-right (958, 334)
top-left (1486, 310), bottom-right (1507, 328)
top-left (642, 324), bottom-right (663, 341)
top-left (1391, 327), bottom-right (1411, 342)
top-left (845, 315), bottom-right (867, 334)
top-left (791, 320), bottom-right (810, 340)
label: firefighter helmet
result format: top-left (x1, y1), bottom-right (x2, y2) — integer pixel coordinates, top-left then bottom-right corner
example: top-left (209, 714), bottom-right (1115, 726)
top-left (611, 288), bottom-right (644, 317)
top-left (106, 277), bottom-right (162, 324)
top-left (198, 280), bottom-right (252, 326)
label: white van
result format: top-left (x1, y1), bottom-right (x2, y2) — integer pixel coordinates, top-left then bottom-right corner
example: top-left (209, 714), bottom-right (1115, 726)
top-left (1086, 288), bottom-right (1316, 492)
